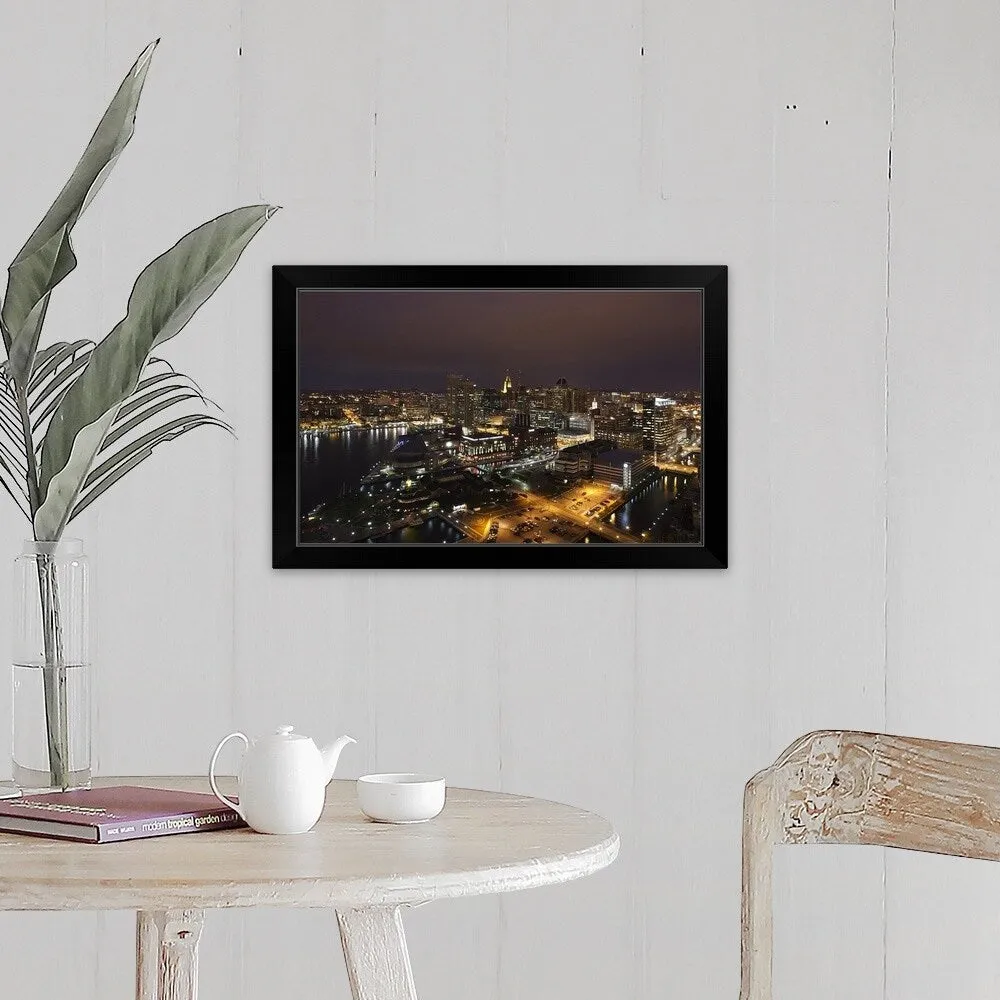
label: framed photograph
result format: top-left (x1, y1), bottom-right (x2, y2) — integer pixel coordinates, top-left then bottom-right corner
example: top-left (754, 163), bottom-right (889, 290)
top-left (273, 265), bottom-right (727, 568)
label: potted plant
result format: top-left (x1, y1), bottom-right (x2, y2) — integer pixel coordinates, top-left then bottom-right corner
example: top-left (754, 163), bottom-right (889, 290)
top-left (1, 40), bottom-right (276, 790)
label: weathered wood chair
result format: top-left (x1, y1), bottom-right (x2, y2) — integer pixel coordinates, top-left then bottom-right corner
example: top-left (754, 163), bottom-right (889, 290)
top-left (741, 729), bottom-right (1000, 1000)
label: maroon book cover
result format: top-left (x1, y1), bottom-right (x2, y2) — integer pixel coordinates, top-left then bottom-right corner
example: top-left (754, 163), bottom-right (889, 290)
top-left (0, 785), bottom-right (246, 843)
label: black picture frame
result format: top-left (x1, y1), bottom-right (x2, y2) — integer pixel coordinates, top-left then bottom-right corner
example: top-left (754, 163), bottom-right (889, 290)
top-left (273, 265), bottom-right (727, 569)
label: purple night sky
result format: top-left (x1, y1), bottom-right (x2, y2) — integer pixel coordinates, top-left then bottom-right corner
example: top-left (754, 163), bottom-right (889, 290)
top-left (298, 289), bottom-right (702, 393)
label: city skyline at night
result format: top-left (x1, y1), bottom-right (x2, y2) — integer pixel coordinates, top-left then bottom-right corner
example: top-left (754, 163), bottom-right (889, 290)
top-left (275, 264), bottom-right (726, 565)
top-left (296, 286), bottom-right (704, 547)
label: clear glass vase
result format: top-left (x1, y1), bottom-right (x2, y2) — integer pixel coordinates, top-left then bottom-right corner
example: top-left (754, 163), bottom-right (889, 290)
top-left (12, 538), bottom-right (91, 791)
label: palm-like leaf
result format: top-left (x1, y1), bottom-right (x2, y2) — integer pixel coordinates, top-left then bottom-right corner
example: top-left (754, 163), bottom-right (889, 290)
top-left (2, 42), bottom-right (156, 386)
top-left (28, 340), bottom-right (94, 439)
top-left (72, 413), bottom-right (231, 522)
top-left (0, 378), bottom-right (29, 517)
top-left (0, 341), bottom-right (228, 523)
top-left (29, 339), bottom-right (94, 393)
top-left (33, 203), bottom-right (276, 540)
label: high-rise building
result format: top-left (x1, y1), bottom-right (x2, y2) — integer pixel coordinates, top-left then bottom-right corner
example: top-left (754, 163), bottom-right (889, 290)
top-left (594, 404), bottom-right (642, 450)
top-left (641, 398), bottom-right (656, 450)
top-left (445, 373), bottom-right (477, 430)
top-left (567, 386), bottom-right (590, 413)
top-left (529, 408), bottom-right (566, 430)
top-left (480, 388), bottom-right (504, 420)
top-left (653, 404), bottom-right (686, 460)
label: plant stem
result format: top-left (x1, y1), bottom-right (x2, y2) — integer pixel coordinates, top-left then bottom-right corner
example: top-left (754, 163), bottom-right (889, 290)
top-left (36, 553), bottom-right (70, 788)
top-left (13, 385), bottom-right (69, 788)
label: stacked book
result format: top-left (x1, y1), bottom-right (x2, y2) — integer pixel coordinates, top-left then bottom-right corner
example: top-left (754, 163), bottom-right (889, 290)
top-left (0, 785), bottom-right (245, 843)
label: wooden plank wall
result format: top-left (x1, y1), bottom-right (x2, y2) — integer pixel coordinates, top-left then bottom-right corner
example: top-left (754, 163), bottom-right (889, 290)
top-left (0, 2), bottom-right (993, 998)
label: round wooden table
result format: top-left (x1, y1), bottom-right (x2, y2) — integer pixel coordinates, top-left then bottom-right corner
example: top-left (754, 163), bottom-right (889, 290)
top-left (0, 777), bottom-right (619, 1000)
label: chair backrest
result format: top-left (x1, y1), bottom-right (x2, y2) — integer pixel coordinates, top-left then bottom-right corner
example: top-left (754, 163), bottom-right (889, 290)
top-left (741, 730), bottom-right (1000, 1000)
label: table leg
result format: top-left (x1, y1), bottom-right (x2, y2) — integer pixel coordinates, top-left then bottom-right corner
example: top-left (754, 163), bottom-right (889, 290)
top-left (136, 911), bottom-right (159, 1000)
top-left (135, 909), bottom-right (204, 1000)
top-left (337, 906), bottom-right (419, 1000)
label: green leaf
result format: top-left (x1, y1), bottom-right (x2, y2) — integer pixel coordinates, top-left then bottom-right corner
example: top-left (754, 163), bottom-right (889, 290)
top-left (34, 203), bottom-right (277, 540)
top-left (0, 457), bottom-right (30, 519)
top-left (104, 387), bottom-right (205, 448)
top-left (29, 351), bottom-right (93, 430)
top-left (0, 381), bottom-right (29, 518)
top-left (24, 341), bottom-right (94, 445)
top-left (28, 339), bottom-right (93, 393)
top-left (0, 412), bottom-right (27, 473)
top-left (0, 381), bottom-right (23, 447)
top-left (114, 372), bottom-right (213, 423)
top-left (71, 413), bottom-right (231, 521)
top-left (0, 413), bottom-right (26, 465)
top-left (1, 41), bottom-right (157, 385)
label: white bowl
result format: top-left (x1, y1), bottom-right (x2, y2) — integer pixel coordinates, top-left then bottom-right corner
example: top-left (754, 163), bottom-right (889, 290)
top-left (357, 773), bottom-right (446, 823)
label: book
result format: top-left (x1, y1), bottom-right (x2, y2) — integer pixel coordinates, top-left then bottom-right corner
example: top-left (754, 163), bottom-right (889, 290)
top-left (0, 785), bottom-right (246, 843)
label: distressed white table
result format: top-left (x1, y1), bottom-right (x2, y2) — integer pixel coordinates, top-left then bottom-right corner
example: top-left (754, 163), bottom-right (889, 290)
top-left (0, 776), bottom-right (619, 1000)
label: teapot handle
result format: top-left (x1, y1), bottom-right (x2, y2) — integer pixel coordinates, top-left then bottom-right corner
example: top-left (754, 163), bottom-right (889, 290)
top-left (209, 732), bottom-right (249, 821)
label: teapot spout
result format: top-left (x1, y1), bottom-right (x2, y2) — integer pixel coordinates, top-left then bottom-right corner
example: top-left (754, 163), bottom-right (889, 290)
top-left (320, 734), bottom-right (357, 783)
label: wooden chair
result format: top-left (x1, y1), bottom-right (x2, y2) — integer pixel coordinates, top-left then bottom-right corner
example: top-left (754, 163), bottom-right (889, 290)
top-left (741, 729), bottom-right (1000, 1000)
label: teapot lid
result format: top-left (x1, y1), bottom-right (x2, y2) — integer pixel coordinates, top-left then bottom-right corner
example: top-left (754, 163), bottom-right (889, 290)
top-left (269, 724), bottom-right (309, 742)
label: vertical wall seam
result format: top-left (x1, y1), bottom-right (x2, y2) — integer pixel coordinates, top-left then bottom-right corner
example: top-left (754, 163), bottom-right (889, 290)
top-left (882, 3), bottom-right (898, 1000)
top-left (631, 571), bottom-right (643, 999)
top-left (767, 106), bottom-right (778, 761)
top-left (370, 110), bottom-right (379, 243)
top-left (231, 0), bottom-right (244, 737)
top-left (94, 13), bottom-right (110, 996)
top-left (633, 10), bottom-right (645, 997)
top-left (370, 1), bottom-right (384, 246)
top-left (637, 0), bottom-right (647, 199)
top-left (500, 1), bottom-right (511, 258)
top-left (233, 1), bottom-right (246, 993)
top-left (495, 577), bottom-right (505, 1000)
top-left (93, 0), bottom-right (110, 784)
top-left (497, 8), bottom-right (511, 998)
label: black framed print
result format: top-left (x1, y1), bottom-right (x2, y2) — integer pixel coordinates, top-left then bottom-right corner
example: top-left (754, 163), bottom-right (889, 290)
top-left (273, 265), bottom-right (727, 568)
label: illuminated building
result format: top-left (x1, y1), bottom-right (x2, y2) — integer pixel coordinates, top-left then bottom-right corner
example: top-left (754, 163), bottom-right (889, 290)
top-left (552, 439), bottom-right (613, 479)
top-left (521, 426), bottom-right (556, 456)
top-left (446, 373), bottom-right (477, 429)
top-left (530, 408), bottom-right (566, 430)
top-left (479, 388), bottom-right (504, 419)
top-left (553, 444), bottom-right (593, 478)
top-left (653, 404), bottom-right (693, 461)
top-left (593, 449), bottom-right (653, 490)
top-left (510, 393), bottom-right (530, 430)
top-left (395, 479), bottom-right (432, 510)
top-left (549, 377), bottom-right (569, 412)
top-left (567, 387), bottom-right (590, 413)
top-left (389, 435), bottom-right (432, 473)
top-left (459, 431), bottom-right (510, 461)
top-left (594, 406), bottom-right (643, 450)
top-left (642, 399), bottom-right (656, 450)
top-left (556, 428), bottom-right (593, 449)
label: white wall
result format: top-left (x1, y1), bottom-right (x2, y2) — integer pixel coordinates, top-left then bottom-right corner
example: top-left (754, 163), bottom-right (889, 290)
top-left (0, 2), bottom-right (994, 998)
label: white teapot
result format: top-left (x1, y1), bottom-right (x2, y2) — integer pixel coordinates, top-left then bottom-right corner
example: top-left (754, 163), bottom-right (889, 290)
top-left (209, 725), bottom-right (356, 834)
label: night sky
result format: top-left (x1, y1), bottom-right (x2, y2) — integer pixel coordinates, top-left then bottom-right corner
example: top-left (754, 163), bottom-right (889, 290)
top-left (298, 289), bottom-right (702, 393)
